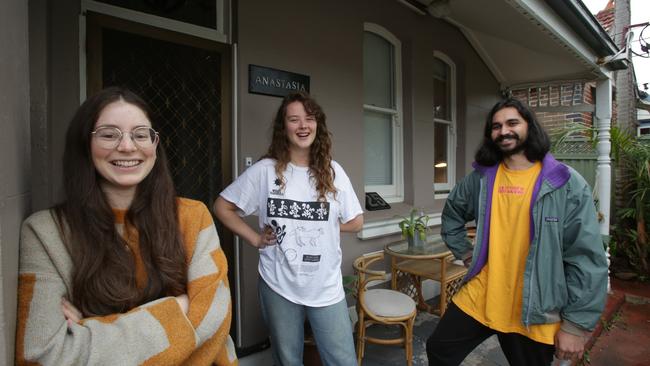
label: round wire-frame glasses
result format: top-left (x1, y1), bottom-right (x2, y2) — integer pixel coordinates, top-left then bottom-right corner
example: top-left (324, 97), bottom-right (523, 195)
top-left (91, 126), bottom-right (159, 150)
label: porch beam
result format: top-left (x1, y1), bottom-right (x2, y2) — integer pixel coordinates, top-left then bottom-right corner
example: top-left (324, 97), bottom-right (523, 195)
top-left (511, 0), bottom-right (605, 72)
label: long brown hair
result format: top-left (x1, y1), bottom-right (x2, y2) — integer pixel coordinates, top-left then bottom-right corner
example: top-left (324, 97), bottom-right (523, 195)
top-left (265, 92), bottom-right (336, 201)
top-left (55, 87), bottom-right (186, 317)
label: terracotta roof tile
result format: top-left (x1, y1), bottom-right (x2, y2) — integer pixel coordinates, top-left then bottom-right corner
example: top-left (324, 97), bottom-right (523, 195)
top-left (595, 0), bottom-right (615, 37)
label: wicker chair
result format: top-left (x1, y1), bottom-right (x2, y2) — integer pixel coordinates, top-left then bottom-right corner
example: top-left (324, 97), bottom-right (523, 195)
top-left (353, 252), bottom-right (417, 366)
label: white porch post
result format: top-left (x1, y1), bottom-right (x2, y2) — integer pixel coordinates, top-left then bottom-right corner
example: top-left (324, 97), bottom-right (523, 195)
top-left (595, 78), bottom-right (612, 291)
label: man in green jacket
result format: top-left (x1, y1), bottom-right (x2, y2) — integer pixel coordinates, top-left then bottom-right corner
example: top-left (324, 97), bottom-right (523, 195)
top-left (427, 98), bottom-right (608, 366)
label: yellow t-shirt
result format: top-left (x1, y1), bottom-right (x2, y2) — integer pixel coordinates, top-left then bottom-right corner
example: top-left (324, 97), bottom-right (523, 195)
top-left (453, 162), bottom-right (560, 344)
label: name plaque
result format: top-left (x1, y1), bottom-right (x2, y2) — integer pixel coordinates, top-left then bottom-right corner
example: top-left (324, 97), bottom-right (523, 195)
top-left (248, 64), bottom-right (310, 98)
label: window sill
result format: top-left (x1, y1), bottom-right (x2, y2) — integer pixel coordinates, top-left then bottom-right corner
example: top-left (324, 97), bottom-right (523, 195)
top-left (357, 208), bottom-right (442, 240)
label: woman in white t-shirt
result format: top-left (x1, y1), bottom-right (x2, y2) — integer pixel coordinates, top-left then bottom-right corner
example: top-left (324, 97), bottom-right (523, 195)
top-left (215, 92), bottom-right (363, 365)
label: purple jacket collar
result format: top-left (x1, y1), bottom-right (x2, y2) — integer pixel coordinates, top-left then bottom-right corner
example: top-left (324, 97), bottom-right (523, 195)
top-left (466, 153), bottom-right (570, 279)
top-left (471, 153), bottom-right (569, 187)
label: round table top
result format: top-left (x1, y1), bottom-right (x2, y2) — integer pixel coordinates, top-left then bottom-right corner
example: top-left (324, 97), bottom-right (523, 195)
top-left (384, 236), bottom-right (452, 259)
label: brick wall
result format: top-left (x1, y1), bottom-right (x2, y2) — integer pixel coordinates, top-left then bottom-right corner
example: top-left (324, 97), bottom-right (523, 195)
top-left (511, 83), bottom-right (600, 133)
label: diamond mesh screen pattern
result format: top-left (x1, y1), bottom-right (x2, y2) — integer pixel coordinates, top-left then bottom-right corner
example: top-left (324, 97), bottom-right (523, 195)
top-left (102, 28), bottom-right (223, 208)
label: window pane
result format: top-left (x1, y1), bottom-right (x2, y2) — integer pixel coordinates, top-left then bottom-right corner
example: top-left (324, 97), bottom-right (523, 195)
top-left (640, 126), bottom-right (650, 136)
top-left (364, 32), bottom-right (394, 108)
top-left (364, 110), bottom-right (393, 185)
top-left (96, 0), bottom-right (217, 29)
top-left (434, 123), bottom-right (448, 184)
top-left (433, 58), bottom-right (450, 120)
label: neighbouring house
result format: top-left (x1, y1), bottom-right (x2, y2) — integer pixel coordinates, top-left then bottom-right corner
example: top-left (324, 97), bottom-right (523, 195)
top-left (639, 86), bottom-right (650, 137)
top-left (639, 100), bottom-right (650, 138)
top-left (0, 0), bottom-right (626, 362)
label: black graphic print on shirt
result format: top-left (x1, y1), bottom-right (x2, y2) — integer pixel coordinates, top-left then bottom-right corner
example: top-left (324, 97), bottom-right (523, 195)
top-left (269, 220), bottom-right (287, 245)
top-left (270, 178), bottom-right (283, 195)
top-left (267, 198), bottom-right (330, 221)
top-left (267, 198), bottom-right (329, 265)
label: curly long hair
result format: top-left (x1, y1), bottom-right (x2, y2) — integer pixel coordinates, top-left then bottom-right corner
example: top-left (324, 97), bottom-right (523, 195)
top-left (264, 92), bottom-right (336, 201)
top-left (54, 87), bottom-right (187, 317)
top-left (474, 98), bottom-right (550, 166)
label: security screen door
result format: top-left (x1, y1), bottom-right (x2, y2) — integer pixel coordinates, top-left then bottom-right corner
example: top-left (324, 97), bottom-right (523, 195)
top-left (86, 12), bottom-right (231, 213)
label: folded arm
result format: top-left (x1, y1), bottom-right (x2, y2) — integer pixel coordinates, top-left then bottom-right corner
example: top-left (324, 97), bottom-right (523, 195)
top-left (17, 207), bottom-right (237, 366)
top-left (179, 203), bottom-right (236, 365)
top-left (17, 220), bottom-right (197, 366)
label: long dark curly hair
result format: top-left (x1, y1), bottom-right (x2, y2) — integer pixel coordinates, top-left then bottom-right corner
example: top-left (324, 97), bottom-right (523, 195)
top-left (474, 98), bottom-right (550, 166)
top-left (264, 92), bottom-right (336, 201)
top-left (54, 87), bottom-right (186, 317)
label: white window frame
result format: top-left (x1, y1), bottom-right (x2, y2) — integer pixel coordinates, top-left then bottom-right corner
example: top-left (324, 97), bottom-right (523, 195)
top-left (638, 124), bottom-right (650, 139)
top-left (433, 51), bottom-right (456, 198)
top-left (363, 23), bottom-right (404, 203)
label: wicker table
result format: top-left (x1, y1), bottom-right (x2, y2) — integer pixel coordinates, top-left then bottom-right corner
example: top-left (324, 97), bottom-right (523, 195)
top-left (385, 236), bottom-right (467, 316)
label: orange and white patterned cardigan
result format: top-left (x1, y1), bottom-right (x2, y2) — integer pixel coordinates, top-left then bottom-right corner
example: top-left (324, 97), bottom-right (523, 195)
top-left (16, 198), bottom-right (238, 366)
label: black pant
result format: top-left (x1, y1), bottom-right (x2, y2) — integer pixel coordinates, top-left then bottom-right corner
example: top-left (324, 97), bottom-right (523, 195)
top-left (426, 302), bottom-right (555, 366)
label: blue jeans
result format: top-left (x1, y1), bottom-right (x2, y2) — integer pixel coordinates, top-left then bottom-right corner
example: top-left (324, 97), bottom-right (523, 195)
top-left (258, 278), bottom-right (357, 366)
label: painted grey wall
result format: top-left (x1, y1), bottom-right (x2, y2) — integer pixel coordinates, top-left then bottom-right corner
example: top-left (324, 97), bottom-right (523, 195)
top-left (30, 0), bottom-right (52, 213)
top-left (27, 0), bottom-right (80, 213)
top-left (0, 0), bottom-right (30, 363)
top-left (47, 2), bottom-right (82, 209)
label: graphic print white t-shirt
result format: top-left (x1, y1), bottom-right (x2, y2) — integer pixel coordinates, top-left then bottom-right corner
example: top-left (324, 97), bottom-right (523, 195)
top-left (220, 159), bottom-right (363, 306)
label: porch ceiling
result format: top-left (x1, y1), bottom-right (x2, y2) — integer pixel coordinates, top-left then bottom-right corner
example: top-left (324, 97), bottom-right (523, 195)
top-left (437, 0), bottom-right (618, 88)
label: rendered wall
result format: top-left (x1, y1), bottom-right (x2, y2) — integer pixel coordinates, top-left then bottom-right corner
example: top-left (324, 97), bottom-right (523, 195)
top-left (0, 0), bottom-right (30, 363)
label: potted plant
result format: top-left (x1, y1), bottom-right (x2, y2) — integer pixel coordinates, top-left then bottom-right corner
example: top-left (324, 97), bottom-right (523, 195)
top-left (397, 208), bottom-right (430, 248)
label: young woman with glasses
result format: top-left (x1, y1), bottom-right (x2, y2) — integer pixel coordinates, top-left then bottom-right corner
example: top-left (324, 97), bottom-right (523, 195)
top-left (16, 87), bottom-right (237, 366)
top-left (215, 92), bottom-right (364, 365)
